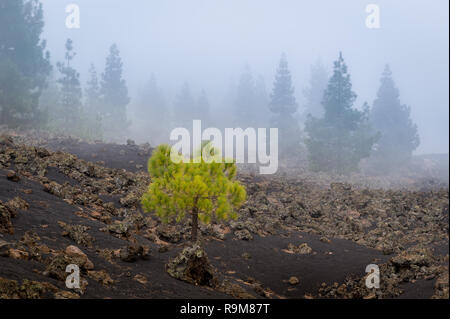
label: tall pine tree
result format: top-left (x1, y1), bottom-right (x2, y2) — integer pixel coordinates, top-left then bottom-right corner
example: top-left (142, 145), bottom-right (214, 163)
top-left (305, 52), bottom-right (378, 174)
top-left (254, 75), bottom-right (270, 127)
top-left (234, 65), bottom-right (256, 127)
top-left (85, 64), bottom-right (101, 113)
top-left (100, 44), bottom-right (130, 137)
top-left (269, 53), bottom-right (301, 155)
top-left (302, 59), bottom-right (328, 120)
top-left (133, 74), bottom-right (168, 143)
top-left (370, 65), bottom-right (420, 169)
top-left (0, 0), bottom-right (51, 126)
top-left (56, 39), bottom-right (82, 131)
top-left (196, 89), bottom-right (211, 126)
top-left (173, 82), bottom-right (195, 129)
top-left (83, 63), bottom-right (103, 139)
top-left (136, 74), bottom-right (166, 120)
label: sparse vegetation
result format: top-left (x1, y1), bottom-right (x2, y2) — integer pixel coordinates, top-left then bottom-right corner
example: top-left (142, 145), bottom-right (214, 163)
top-left (141, 143), bottom-right (247, 242)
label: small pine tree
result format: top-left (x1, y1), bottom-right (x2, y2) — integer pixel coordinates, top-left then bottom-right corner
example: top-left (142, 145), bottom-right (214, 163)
top-left (370, 65), bottom-right (420, 169)
top-left (56, 39), bottom-right (82, 131)
top-left (269, 53), bottom-right (301, 155)
top-left (100, 44), bottom-right (130, 137)
top-left (141, 143), bottom-right (247, 243)
top-left (305, 52), bottom-right (378, 174)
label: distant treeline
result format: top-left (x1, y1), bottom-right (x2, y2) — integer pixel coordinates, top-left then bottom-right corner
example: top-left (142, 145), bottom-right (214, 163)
top-left (0, 0), bottom-right (419, 174)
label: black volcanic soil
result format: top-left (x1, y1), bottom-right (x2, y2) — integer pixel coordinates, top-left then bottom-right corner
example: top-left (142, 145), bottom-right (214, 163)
top-left (0, 134), bottom-right (448, 299)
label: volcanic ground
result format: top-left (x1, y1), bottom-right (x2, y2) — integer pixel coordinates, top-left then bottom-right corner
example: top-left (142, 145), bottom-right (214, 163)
top-left (0, 133), bottom-right (448, 299)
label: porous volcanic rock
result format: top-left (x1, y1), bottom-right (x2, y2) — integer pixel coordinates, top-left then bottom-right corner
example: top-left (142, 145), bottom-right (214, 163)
top-left (166, 244), bottom-right (217, 287)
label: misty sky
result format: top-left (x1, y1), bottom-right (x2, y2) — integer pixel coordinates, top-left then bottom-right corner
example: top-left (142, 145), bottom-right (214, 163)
top-left (41, 0), bottom-right (449, 154)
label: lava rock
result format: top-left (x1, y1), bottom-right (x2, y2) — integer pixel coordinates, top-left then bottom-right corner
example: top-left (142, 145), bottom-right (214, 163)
top-left (166, 244), bottom-right (217, 287)
top-left (6, 170), bottom-right (20, 182)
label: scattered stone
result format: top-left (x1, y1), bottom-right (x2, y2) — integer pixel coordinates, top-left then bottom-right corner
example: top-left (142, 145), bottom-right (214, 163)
top-left (0, 240), bottom-right (11, 257)
top-left (119, 192), bottom-right (140, 208)
top-left (119, 243), bottom-right (150, 262)
top-left (6, 170), bottom-right (20, 182)
top-left (166, 244), bottom-right (217, 287)
top-left (8, 249), bottom-right (29, 260)
top-left (287, 243), bottom-right (313, 255)
top-left (105, 220), bottom-right (132, 239)
top-left (433, 268), bottom-right (449, 299)
top-left (157, 224), bottom-right (182, 243)
top-left (390, 247), bottom-right (434, 268)
top-left (88, 270), bottom-right (114, 285)
top-left (59, 222), bottom-right (94, 247)
top-left (54, 290), bottom-right (80, 299)
top-left (0, 200), bottom-right (17, 234)
top-left (241, 252), bottom-right (251, 259)
top-left (234, 229), bottom-right (253, 241)
top-left (217, 280), bottom-right (256, 299)
top-left (6, 197), bottom-right (29, 211)
top-left (0, 277), bottom-right (58, 299)
top-left (288, 276), bottom-right (300, 285)
top-left (133, 274), bottom-right (148, 285)
top-left (158, 245), bottom-right (170, 253)
top-left (65, 245), bottom-right (94, 270)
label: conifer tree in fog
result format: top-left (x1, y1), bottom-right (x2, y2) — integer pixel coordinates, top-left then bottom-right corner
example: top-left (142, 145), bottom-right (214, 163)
top-left (84, 64), bottom-right (103, 138)
top-left (173, 82), bottom-right (195, 128)
top-left (134, 74), bottom-right (168, 143)
top-left (56, 39), bottom-right (82, 130)
top-left (137, 74), bottom-right (166, 120)
top-left (85, 64), bottom-right (101, 113)
top-left (100, 44), bottom-right (130, 136)
top-left (302, 59), bottom-right (328, 120)
top-left (0, 0), bottom-right (51, 126)
top-left (233, 66), bottom-right (270, 128)
top-left (39, 71), bottom-right (60, 128)
top-left (196, 89), bottom-right (211, 126)
top-left (370, 65), bottom-right (420, 169)
top-left (254, 75), bottom-right (270, 127)
top-left (305, 52), bottom-right (378, 174)
top-left (234, 65), bottom-right (256, 127)
top-left (269, 53), bottom-right (301, 155)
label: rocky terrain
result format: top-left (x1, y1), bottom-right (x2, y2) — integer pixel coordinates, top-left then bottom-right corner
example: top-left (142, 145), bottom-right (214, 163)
top-left (0, 131), bottom-right (448, 299)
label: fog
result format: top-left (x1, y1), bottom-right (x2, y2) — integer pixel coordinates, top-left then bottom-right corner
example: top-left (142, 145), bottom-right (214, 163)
top-left (40, 0), bottom-right (449, 154)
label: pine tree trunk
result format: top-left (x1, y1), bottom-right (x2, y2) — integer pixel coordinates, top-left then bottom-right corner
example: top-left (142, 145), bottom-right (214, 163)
top-left (191, 207), bottom-right (198, 243)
